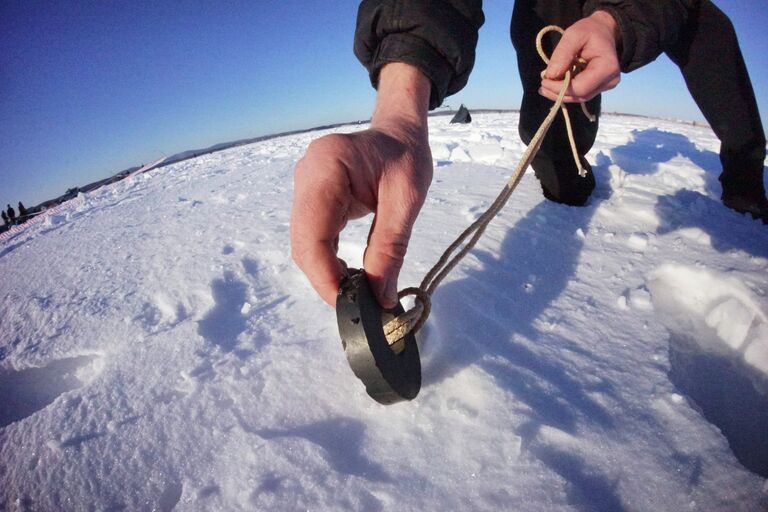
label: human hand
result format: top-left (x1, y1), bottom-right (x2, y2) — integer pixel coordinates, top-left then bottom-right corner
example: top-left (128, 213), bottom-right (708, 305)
top-left (291, 63), bottom-right (433, 308)
top-left (539, 10), bottom-right (621, 103)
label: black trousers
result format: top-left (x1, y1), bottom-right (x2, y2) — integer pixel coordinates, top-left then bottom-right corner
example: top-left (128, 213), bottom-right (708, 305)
top-left (510, 0), bottom-right (766, 205)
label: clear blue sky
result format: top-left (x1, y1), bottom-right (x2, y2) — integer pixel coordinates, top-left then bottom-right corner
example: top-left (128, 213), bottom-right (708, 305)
top-left (2, 0), bottom-right (766, 209)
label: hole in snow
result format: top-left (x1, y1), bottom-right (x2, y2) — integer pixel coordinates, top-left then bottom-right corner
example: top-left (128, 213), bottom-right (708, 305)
top-left (648, 265), bottom-right (768, 477)
top-left (0, 355), bottom-right (103, 428)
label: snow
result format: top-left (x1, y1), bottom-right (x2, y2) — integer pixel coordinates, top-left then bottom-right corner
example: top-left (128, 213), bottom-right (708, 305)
top-left (1, 112), bottom-right (767, 511)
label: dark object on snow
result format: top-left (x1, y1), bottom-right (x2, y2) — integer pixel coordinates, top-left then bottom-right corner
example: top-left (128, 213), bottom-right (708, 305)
top-left (1, 211), bottom-right (8, 226)
top-left (722, 189), bottom-right (768, 224)
top-left (16, 201), bottom-right (29, 224)
top-left (6, 205), bottom-right (16, 225)
top-left (336, 270), bottom-right (420, 405)
top-left (450, 104), bottom-right (472, 124)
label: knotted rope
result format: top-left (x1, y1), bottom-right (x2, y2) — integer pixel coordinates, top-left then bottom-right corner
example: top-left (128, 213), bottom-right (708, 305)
top-left (383, 25), bottom-right (595, 347)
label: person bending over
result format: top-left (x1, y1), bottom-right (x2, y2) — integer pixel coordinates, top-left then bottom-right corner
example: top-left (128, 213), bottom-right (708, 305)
top-left (291, 0), bottom-right (767, 309)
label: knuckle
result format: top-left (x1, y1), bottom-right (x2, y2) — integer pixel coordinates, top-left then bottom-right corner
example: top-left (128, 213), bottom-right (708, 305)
top-left (298, 135), bottom-right (352, 174)
top-left (375, 228), bottom-right (411, 260)
top-left (293, 155), bottom-right (311, 181)
top-left (289, 230), bottom-right (307, 263)
top-left (570, 83), bottom-right (590, 99)
top-left (290, 243), bottom-right (306, 267)
top-left (295, 135), bottom-right (354, 186)
top-left (307, 133), bottom-right (350, 155)
top-left (377, 242), bottom-right (408, 268)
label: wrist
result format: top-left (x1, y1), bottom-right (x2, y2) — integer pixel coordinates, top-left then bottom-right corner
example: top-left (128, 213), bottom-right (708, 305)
top-left (590, 10), bottom-right (621, 47)
top-left (371, 62), bottom-right (431, 139)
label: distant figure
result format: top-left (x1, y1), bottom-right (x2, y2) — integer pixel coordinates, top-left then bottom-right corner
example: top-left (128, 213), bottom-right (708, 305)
top-left (18, 202), bottom-right (28, 218)
top-left (1, 210), bottom-right (8, 226)
top-left (6, 205), bottom-right (16, 225)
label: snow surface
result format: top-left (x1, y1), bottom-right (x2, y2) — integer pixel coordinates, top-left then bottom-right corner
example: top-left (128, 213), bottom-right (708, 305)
top-left (1, 112), bottom-right (767, 511)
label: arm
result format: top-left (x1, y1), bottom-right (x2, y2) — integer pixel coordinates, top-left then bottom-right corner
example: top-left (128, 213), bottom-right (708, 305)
top-left (584, 0), bottom-right (696, 72)
top-left (292, 1), bottom-right (484, 308)
top-left (291, 63), bottom-right (432, 308)
top-left (354, 0), bottom-right (484, 109)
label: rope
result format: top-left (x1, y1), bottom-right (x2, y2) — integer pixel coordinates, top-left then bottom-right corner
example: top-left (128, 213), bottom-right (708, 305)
top-left (383, 25), bottom-right (595, 346)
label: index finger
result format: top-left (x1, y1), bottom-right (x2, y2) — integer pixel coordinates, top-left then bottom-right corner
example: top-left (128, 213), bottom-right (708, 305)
top-left (544, 31), bottom-right (587, 79)
top-left (290, 145), bottom-right (353, 306)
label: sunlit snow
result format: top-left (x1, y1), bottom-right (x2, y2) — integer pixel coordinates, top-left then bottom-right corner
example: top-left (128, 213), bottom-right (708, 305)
top-left (1, 113), bottom-right (766, 511)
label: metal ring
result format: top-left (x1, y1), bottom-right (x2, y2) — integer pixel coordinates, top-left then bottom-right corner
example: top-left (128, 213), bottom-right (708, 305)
top-left (336, 270), bottom-right (421, 404)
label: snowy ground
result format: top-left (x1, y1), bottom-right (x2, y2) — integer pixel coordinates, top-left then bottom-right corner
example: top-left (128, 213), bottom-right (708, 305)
top-left (1, 112), bottom-right (766, 511)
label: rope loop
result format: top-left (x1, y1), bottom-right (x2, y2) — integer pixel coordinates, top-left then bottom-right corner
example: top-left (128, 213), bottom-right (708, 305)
top-left (397, 287), bottom-right (432, 334)
top-left (535, 25), bottom-right (587, 75)
top-left (383, 287), bottom-right (431, 345)
top-left (535, 25), bottom-right (565, 64)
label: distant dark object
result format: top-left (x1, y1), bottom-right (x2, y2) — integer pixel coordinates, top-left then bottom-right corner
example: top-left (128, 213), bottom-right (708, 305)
top-left (1, 211), bottom-right (8, 226)
top-left (450, 104), bottom-right (472, 124)
top-left (6, 205), bottom-right (16, 225)
top-left (18, 202), bottom-right (28, 217)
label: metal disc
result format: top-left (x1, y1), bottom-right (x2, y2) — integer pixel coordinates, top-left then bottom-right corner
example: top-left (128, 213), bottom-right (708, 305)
top-left (336, 270), bottom-right (421, 404)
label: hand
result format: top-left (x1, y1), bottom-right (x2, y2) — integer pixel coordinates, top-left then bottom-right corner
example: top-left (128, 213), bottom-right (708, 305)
top-left (539, 10), bottom-right (621, 103)
top-left (291, 63), bottom-right (433, 308)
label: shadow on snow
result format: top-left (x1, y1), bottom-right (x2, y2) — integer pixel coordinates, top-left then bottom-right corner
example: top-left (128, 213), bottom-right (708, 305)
top-left (197, 271), bottom-right (249, 352)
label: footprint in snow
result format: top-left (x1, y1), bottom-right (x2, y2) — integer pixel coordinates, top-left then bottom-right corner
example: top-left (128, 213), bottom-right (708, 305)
top-left (0, 355), bottom-right (103, 428)
top-left (647, 264), bottom-right (768, 477)
top-left (197, 271), bottom-right (249, 352)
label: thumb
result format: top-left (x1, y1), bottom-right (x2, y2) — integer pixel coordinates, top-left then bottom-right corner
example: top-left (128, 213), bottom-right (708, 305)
top-left (545, 30), bottom-right (585, 79)
top-left (364, 187), bottom-right (421, 309)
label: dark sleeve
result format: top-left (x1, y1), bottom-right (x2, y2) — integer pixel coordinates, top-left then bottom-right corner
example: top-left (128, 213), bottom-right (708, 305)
top-left (583, 0), bottom-right (697, 72)
top-left (354, 0), bottom-right (484, 110)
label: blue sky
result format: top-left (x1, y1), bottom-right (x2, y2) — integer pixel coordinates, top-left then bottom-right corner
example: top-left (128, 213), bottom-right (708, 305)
top-left (1, 0), bottom-right (766, 209)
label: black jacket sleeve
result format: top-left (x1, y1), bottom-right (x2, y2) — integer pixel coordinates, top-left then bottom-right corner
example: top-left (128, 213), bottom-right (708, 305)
top-left (584, 0), bottom-right (698, 72)
top-left (354, 0), bottom-right (485, 109)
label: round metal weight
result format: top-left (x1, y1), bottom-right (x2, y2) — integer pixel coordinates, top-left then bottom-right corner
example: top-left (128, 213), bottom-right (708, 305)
top-left (336, 270), bottom-right (421, 404)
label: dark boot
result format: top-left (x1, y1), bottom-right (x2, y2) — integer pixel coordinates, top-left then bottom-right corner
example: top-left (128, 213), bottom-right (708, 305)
top-left (538, 157), bottom-right (595, 206)
top-left (721, 177), bottom-right (768, 224)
